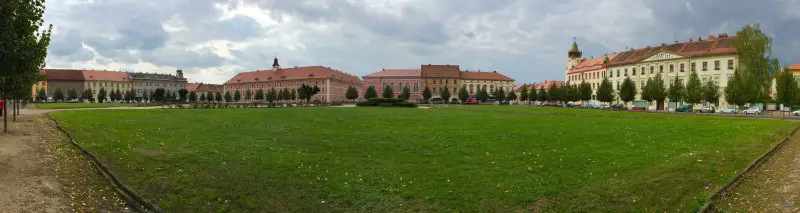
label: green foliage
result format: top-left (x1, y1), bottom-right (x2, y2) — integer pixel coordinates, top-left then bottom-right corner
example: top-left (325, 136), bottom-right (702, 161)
top-left (345, 86), bottom-right (359, 100)
top-left (267, 88), bottom-right (277, 103)
top-left (179, 89), bottom-right (189, 101)
top-left (224, 91), bottom-right (232, 103)
top-left (245, 89), bottom-right (253, 101)
top-left (597, 77), bottom-right (614, 104)
top-left (734, 24), bottom-right (775, 101)
top-left (290, 89), bottom-right (297, 101)
top-left (36, 88), bottom-right (46, 101)
top-left (189, 91), bottom-right (198, 102)
top-left (400, 86), bottom-right (410, 100)
top-left (254, 89), bottom-right (263, 101)
top-left (537, 86), bottom-right (547, 102)
top-left (476, 88), bottom-right (488, 102)
top-left (356, 98), bottom-right (417, 107)
top-left (441, 85), bottom-right (451, 102)
top-left (234, 90), bottom-right (241, 102)
top-left (775, 69), bottom-right (797, 108)
top-left (97, 88), bottom-right (107, 103)
top-left (298, 84), bottom-right (320, 102)
top-left (684, 70), bottom-right (703, 105)
top-left (82, 89), bottom-right (93, 102)
top-left (651, 74), bottom-right (668, 105)
top-left (215, 92), bottom-right (222, 103)
top-left (364, 85), bottom-right (377, 99)
top-left (619, 77), bottom-right (637, 105)
top-left (67, 88), bottom-right (77, 100)
top-left (667, 75), bottom-right (684, 104)
top-left (207, 91), bottom-right (215, 102)
top-left (154, 88), bottom-right (166, 102)
top-left (0, 0), bottom-right (53, 108)
top-left (641, 78), bottom-right (653, 102)
top-left (199, 93), bottom-right (207, 102)
top-left (518, 85), bottom-right (528, 101)
top-left (528, 86), bottom-right (538, 102)
top-left (53, 88), bottom-right (65, 102)
top-left (422, 87), bottom-right (432, 102)
top-left (547, 84), bottom-right (560, 102)
top-left (382, 84), bottom-right (394, 98)
top-left (458, 86), bottom-right (469, 103)
top-left (506, 90), bottom-right (517, 102)
top-left (704, 80), bottom-right (721, 106)
top-left (579, 81), bottom-right (592, 101)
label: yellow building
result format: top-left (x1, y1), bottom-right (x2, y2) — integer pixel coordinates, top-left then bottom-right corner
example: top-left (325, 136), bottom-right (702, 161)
top-left (82, 70), bottom-right (133, 101)
top-left (31, 80), bottom-right (46, 101)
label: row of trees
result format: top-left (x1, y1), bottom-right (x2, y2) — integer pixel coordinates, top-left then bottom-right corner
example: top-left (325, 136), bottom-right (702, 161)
top-left (186, 84), bottom-right (323, 103)
top-left (41, 88), bottom-right (190, 103)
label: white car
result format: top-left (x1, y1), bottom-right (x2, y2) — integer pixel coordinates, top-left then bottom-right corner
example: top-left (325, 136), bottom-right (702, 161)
top-left (720, 108), bottom-right (738, 114)
top-left (793, 110), bottom-right (800, 116)
top-left (743, 107), bottom-right (762, 114)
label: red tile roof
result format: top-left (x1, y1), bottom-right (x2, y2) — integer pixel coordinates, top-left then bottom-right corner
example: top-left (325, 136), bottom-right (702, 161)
top-left (82, 70), bottom-right (131, 82)
top-left (187, 83), bottom-right (202, 92)
top-left (567, 53), bottom-right (619, 74)
top-left (224, 66), bottom-right (362, 85)
top-left (460, 70), bottom-right (513, 81)
top-left (608, 35), bottom-right (736, 66)
top-left (363, 69), bottom-right (420, 78)
top-left (788, 63), bottom-right (800, 70)
top-left (421, 64), bottom-right (460, 78)
top-left (42, 69), bottom-right (84, 81)
top-left (532, 80), bottom-right (564, 90)
top-left (190, 83), bottom-right (223, 93)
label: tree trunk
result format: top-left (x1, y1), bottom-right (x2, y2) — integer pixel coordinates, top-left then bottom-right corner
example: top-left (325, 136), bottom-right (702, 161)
top-left (12, 100), bottom-right (16, 122)
top-left (3, 103), bottom-right (7, 133)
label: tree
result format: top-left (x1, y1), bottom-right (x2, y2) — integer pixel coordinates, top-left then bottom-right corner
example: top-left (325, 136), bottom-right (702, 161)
top-left (97, 88), bottom-right (107, 103)
top-left (297, 84), bottom-right (320, 102)
top-left (290, 89), bottom-right (297, 101)
top-left (537, 86), bottom-right (547, 103)
top-left (178, 89), bottom-right (188, 101)
top-left (507, 90), bottom-right (517, 102)
top-left (199, 93), bottom-right (207, 102)
top-left (282, 88), bottom-right (290, 101)
top-left (224, 91), bottom-right (232, 103)
top-left (476, 88), bottom-right (488, 102)
top-left (0, 0), bottom-right (53, 132)
top-left (441, 85), bottom-right (451, 102)
top-left (619, 77), bottom-right (636, 106)
top-left (36, 88), bottom-right (46, 102)
top-left (734, 24), bottom-right (775, 104)
top-left (207, 91), bottom-right (214, 102)
top-left (725, 74), bottom-right (745, 108)
top-left (234, 90), bottom-right (241, 102)
top-left (703, 80), bottom-right (721, 107)
top-left (82, 89), bottom-right (92, 102)
top-left (458, 86), bottom-right (469, 103)
top-left (267, 88), bottom-right (277, 103)
top-left (255, 89), bottom-right (264, 102)
top-left (422, 87), bottom-right (432, 102)
top-left (364, 85), bottom-right (377, 99)
top-left (651, 74), bottom-right (668, 110)
top-left (189, 91), bottom-right (198, 102)
top-left (642, 78), bottom-right (654, 108)
top-left (547, 84), bottom-right (560, 103)
top-left (67, 88), bottom-right (77, 101)
top-left (528, 86), bottom-right (538, 103)
top-left (579, 81), bottom-right (592, 101)
top-left (518, 85), bottom-right (528, 102)
top-left (667, 75), bottom-right (685, 106)
top-left (245, 89), bottom-right (253, 101)
top-left (597, 77), bottom-right (614, 104)
top-left (153, 88), bottom-right (166, 102)
top-left (345, 86), bottom-right (358, 101)
top-left (775, 68), bottom-right (797, 111)
top-left (400, 86), bottom-right (411, 101)
top-left (215, 92), bottom-right (222, 103)
top-left (53, 88), bottom-right (65, 102)
top-left (382, 84), bottom-right (394, 98)
top-left (684, 70), bottom-right (703, 106)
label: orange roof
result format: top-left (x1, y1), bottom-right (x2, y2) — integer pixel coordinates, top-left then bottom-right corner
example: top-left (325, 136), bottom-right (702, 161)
top-left (187, 83), bottom-right (202, 92)
top-left (191, 83), bottom-right (223, 93)
top-left (532, 80), bottom-right (564, 89)
top-left (459, 70), bottom-right (513, 81)
top-left (421, 64), bottom-right (460, 78)
top-left (82, 70), bottom-right (131, 82)
top-left (608, 35), bottom-right (736, 66)
top-left (225, 66), bottom-right (362, 85)
top-left (788, 63), bottom-right (800, 70)
top-left (42, 69), bottom-right (85, 81)
top-left (363, 69), bottom-right (420, 78)
top-left (567, 53), bottom-right (619, 74)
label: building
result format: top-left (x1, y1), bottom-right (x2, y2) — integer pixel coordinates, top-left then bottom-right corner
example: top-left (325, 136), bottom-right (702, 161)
top-left (129, 70), bottom-right (188, 99)
top-left (788, 63), bottom-right (800, 82)
top-left (223, 57), bottom-right (363, 103)
top-left (363, 64), bottom-right (515, 102)
top-left (31, 70), bottom-right (47, 101)
top-left (188, 83), bottom-right (224, 93)
top-left (362, 69), bottom-right (422, 100)
top-left (41, 69), bottom-right (85, 100)
top-left (82, 70), bottom-right (132, 101)
top-left (566, 34), bottom-right (737, 109)
top-left (513, 80), bottom-right (566, 100)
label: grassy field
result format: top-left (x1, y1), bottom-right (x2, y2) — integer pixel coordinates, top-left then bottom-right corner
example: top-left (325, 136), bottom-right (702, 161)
top-left (36, 103), bottom-right (135, 109)
top-left (50, 106), bottom-right (796, 212)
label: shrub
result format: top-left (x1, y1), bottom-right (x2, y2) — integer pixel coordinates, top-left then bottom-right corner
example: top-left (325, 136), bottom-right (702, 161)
top-left (357, 98), bottom-right (417, 107)
top-left (379, 103), bottom-right (394, 107)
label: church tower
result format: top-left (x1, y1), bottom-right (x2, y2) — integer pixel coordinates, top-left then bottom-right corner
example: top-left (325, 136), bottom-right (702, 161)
top-left (567, 37), bottom-right (582, 71)
top-left (272, 54), bottom-right (281, 71)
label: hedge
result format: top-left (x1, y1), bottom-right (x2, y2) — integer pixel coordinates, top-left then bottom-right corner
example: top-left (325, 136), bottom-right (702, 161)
top-left (356, 98), bottom-right (418, 107)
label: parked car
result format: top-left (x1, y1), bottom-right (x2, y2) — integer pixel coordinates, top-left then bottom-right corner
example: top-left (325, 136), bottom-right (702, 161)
top-left (720, 108), bottom-right (737, 114)
top-left (743, 107), bottom-right (762, 114)
top-left (698, 106), bottom-right (715, 113)
top-left (465, 99), bottom-right (479, 105)
top-left (611, 104), bottom-right (627, 111)
top-left (676, 105), bottom-right (693, 112)
top-left (430, 98), bottom-right (445, 104)
top-left (792, 110), bottom-right (800, 116)
top-left (631, 106), bottom-right (646, 111)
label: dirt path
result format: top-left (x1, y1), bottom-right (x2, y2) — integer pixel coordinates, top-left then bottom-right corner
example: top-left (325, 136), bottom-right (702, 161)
top-left (0, 111), bottom-right (130, 212)
top-left (716, 130), bottom-right (800, 212)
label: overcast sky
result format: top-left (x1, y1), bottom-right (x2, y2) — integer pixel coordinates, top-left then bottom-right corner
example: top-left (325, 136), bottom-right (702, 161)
top-left (44, 0), bottom-right (800, 84)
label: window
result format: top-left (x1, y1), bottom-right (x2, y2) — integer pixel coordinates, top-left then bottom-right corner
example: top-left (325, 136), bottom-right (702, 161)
top-left (728, 60), bottom-right (734, 69)
top-left (650, 66), bottom-right (654, 74)
top-left (659, 65), bottom-right (664, 73)
top-left (616, 70), bottom-right (620, 77)
top-left (714, 61), bottom-right (720, 70)
top-left (641, 81), bottom-right (645, 88)
top-left (610, 71), bottom-right (613, 78)
top-left (641, 67), bottom-right (645, 75)
top-left (616, 82), bottom-right (620, 90)
top-left (702, 62), bottom-right (708, 71)
top-left (669, 64), bottom-right (674, 72)
top-left (445, 80), bottom-right (448, 84)
top-left (624, 69), bottom-right (628, 76)
top-left (701, 75), bottom-right (708, 82)
top-left (632, 68), bottom-right (636, 76)
top-left (714, 75), bottom-right (720, 85)
top-left (691, 62), bottom-right (696, 71)
top-left (680, 64), bottom-right (685, 72)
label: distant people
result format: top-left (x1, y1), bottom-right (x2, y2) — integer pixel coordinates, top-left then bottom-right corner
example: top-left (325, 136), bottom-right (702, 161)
top-left (0, 99), bottom-right (4, 117)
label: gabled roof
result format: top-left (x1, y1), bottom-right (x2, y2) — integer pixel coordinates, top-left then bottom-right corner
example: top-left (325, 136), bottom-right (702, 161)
top-left (460, 70), bottom-right (514, 81)
top-left (363, 69), bottom-right (420, 78)
top-left (567, 53), bottom-right (619, 74)
top-left (42, 69), bottom-right (84, 81)
top-left (224, 66), bottom-right (362, 85)
top-left (608, 35), bottom-right (736, 66)
top-left (190, 83), bottom-right (224, 92)
top-left (421, 64), bottom-right (460, 78)
top-left (82, 70), bottom-right (131, 82)
top-left (788, 63), bottom-right (800, 70)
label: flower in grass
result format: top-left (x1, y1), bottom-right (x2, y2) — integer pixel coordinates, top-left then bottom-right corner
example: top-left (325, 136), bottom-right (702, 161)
top-left (321, 200), bottom-right (326, 204)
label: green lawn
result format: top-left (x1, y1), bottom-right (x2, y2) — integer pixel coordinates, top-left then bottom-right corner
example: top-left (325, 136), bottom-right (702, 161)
top-left (36, 102), bottom-right (135, 109)
top-left (50, 106), bottom-right (796, 212)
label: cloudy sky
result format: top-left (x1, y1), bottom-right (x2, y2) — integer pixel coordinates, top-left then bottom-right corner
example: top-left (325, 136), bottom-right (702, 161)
top-left (44, 0), bottom-right (800, 84)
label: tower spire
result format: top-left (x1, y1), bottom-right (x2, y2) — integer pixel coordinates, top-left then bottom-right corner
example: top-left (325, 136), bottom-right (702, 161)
top-left (568, 37), bottom-right (582, 59)
top-left (272, 53), bottom-right (280, 71)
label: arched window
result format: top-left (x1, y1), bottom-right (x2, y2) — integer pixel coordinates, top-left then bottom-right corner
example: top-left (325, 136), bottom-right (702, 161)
top-left (413, 83), bottom-right (419, 92)
top-left (390, 83), bottom-right (395, 90)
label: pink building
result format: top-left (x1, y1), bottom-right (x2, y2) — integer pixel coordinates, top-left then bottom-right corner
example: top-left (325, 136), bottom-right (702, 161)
top-left (224, 57), bottom-right (363, 103)
top-left (362, 69), bottom-right (423, 100)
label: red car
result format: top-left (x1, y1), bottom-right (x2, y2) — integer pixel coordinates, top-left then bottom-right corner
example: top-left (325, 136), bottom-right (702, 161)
top-left (465, 99), bottom-right (480, 105)
top-left (632, 106), bottom-right (646, 111)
